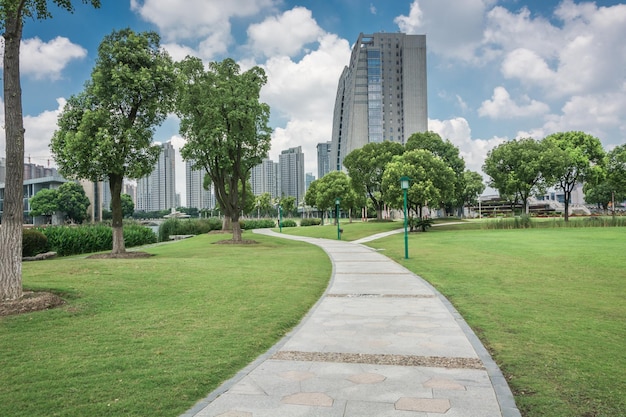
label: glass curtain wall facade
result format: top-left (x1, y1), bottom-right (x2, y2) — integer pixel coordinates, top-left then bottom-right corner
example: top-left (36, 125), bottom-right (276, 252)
top-left (330, 32), bottom-right (427, 171)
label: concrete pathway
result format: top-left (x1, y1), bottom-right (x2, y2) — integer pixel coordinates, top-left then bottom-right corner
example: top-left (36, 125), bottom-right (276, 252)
top-left (182, 230), bottom-right (521, 417)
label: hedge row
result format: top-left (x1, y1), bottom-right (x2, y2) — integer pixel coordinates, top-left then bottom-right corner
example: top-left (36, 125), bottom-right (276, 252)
top-left (158, 218), bottom-right (223, 241)
top-left (33, 224), bottom-right (157, 256)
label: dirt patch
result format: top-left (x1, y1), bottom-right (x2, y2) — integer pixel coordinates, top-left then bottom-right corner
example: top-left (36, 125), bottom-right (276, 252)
top-left (213, 239), bottom-right (259, 245)
top-left (0, 291), bottom-right (65, 317)
top-left (86, 251), bottom-right (154, 259)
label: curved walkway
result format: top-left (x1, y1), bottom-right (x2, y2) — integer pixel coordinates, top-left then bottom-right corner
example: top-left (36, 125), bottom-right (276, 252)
top-left (182, 229), bottom-right (521, 417)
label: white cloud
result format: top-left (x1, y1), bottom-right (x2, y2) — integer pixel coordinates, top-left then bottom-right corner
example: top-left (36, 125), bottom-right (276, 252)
top-left (428, 117), bottom-right (506, 176)
top-left (395, 0), bottom-right (491, 61)
top-left (14, 37), bottom-right (87, 80)
top-left (17, 98), bottom-right (66, 165)
top-left (247, 7), bottom-right (324, 58)
top-left (478, 86), bottom-right (550, 119)
top-left (162, 43), bottom-right (200, 62)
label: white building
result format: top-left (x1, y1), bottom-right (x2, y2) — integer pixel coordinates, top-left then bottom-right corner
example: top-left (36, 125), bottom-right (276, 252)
top-left (186, 160), bottom-right (215, 210)
top-left (279, 146), bottom-right (305, 204)
top-left (136, 142), bottom-right (176, 212)
top-left (251, 157), bottom-right (279, 199)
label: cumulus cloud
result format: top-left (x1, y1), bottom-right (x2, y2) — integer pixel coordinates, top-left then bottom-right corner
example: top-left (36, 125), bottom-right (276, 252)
top-left (10, 37), bottom-right (87, 80)
top-left (478, 87), bottom-right (550, 119)
top-left (20, 98), bottom-right (66, 164)
top-left (247, 7), bottom-right (324, 58)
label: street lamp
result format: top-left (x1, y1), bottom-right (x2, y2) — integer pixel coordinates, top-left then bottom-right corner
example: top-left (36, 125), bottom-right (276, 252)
top-left (278, 205), bottom-right (283, 233)
top-left (335, 197), bottom-right (341, 240)
top-left (400, 176), bottom-right (410, 259)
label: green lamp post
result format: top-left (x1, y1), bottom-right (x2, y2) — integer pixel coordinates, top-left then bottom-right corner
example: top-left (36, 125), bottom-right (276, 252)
top-left (400, 176), bottom-right (410, 259)
top-left (335, 197), bottom-right (341, 240)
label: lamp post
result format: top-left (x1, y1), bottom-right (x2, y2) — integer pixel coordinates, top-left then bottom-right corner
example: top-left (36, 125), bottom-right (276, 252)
top-left (335, 197), bottom-right (341, 240)
top-left (400, 176), bottom-right (410, 259)
top-left (278, 205), bottom-right (283, 233)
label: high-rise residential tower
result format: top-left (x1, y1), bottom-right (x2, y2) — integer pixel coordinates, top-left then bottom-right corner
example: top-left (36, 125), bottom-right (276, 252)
top-left (186, 160), bottom-right (215, 210)
top-left (330, 32), bottom-right (427, 171)
top-left (316, 141), bottom-right (332, 180)
top-left (136, 142), bottom-right (176, 212)
top-left (251, 157), bottom-right (279, 199)
top-left (279, 146), bottom-right (305, 204)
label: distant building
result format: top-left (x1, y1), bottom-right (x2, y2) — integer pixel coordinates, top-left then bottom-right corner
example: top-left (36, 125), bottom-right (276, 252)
top-left (279, 146), bottom-right (305, 204)
top-left (136, 142), bottom-right (176, 212)
top-left (316, 141), bottom-right (332, 179)
top-left (1, 175), bottom-right (69, 225)
top-left (330, 32), bottom-right (428, 171)
top-left (305, 172), bottom-right (315, 192)
top-left (251, 157), bottom-right (279, 199)
top-left (186, 160), bottom-right (215, 210)
top-left (0, 158), bottom-right (5, 183)
top-left (23, 162), bottom-right (58, 180)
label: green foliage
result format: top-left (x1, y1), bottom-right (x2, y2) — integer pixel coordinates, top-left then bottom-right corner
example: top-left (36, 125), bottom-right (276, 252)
top-left (300, 218), bottom-right (322, 226)
top-left (240, 219), bottom-right (276, 230)
top-left (479, 216), bottom-right (626, 229)
top-left (279, 219), bottom-right (297, 228)
top-left (280, 196), bottom-right (297, 217)
top-left (177, 57), bottom-right (272, 240)
top-left (409, 217), bottom-right (434, 232)
top-left (157, 218), bottom-right (223, 241)
top-left (313, 171), bottom-right (353, 212)
top-left (39, 224), bottom-right (156, 256)
top-left (22, 229), bottom-right (49, 257)
top-left (118, 194), bottom-right (134, 218)
top-left (29, 188), bottom-right (59, 221)
top-left (56, 181), bottom-right (90, 224)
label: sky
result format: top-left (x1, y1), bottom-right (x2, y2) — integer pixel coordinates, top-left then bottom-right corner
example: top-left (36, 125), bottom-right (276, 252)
top-left (1, 0), bottom-right (625, 202)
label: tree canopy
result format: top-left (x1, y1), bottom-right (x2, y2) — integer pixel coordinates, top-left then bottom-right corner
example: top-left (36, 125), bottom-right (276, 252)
top-left (51, 28), bottom-right (176, 252)
top-left (56, 181), bottom-right (90, 223)
top-left (1, 0), bottom-right (101, 301)
top-left (29, 188), bottom-right (59, 222)
top-left (343, 141), bottom-right (404, 220)
top-left (543, 131), bottom-right (606, 221)
top-left (176, 57), bottom-right (272, 242)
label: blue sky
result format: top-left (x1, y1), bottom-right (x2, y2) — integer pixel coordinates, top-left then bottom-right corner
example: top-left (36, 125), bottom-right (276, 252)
top-left (2, 0), bottom-right (625, 201)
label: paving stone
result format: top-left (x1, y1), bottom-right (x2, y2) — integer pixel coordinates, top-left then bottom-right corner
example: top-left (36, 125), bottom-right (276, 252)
top-left (395, 397), bottom-right (451, 413)
top-left (281, 392), bottom-right (334, 407)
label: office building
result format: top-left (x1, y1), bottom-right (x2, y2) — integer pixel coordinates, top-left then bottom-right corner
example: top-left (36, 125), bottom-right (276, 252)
top-left (305, 172), bottom-right (315, 192)
top-left (316, 141), bottom-right (332, 179)
top-left (279, 146), bottom-right (305, 204)
top-left (330, 32), bottom-right (428, 170)
top-left (136, 142), bottom-right (176, 212)
top-left (186, 160), bottom-right (215, 210)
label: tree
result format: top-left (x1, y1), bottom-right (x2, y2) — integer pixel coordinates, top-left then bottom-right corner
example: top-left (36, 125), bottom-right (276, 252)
top-left (51, 29), bottom-right (176, 253)
top-left (177, 57), bottom-right (272, 242)
top-left (56, 182), bottom-right (90, 224)
top-left (280, 196), bottom-right (297, 217)
top-left (543, 131), bottom-right (606, 221)
top-left (29, 188), bottom-right (59, 224)
top-left (406, 131), bottom-right (466, 214)
top-left (255, 192), bottom-right (273, 217)
top-left (584, 145), bottom-right (626, 212)
top-left (460, 171), bottom-right (485, 216)
top-left (313, 171), bottom-right (353, 224)
top-left (1, 0), bottom-right (101, 301)
top-left (118, 194), bottom-right (134, 218)
top-left (382, 149), bottom-right (456, 223)
top-left (483, 138), bottom-right (551, 214)
top-left (343, 141), bottom-right (404, 220)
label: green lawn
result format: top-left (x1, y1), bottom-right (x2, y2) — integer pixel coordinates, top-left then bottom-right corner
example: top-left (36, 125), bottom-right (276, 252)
top-left (277, 218), bottom-right (403, 240)
top-left (0, 232), bottom-right (331, 417)
top-left (367, 227), bottom-right (626, 417)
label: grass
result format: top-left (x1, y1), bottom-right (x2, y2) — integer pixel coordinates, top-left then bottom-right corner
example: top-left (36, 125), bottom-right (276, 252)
top-left (277, 218), bottom-right (403, 240)
top-left (0, 232), bottom-right (331, 417)
top-left (366, 226), bottom-right (626, 417)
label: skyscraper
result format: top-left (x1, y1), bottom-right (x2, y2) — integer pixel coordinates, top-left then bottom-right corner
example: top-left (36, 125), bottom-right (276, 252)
top-left (330, 32), bottom-right (427, 171)
top-left (136, 142), bottom-right (176, 212)
top-left (186, 160), bottom-right (215, 210)
top-left (251, 157), bottom-right (279, 199)
top-left (279, 146), bottom-right (305, 204)
top-left (316, 141), bottom-right (332, 179)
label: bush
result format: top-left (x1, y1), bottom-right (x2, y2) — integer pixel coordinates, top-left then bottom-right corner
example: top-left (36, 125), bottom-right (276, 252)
top-left (240, 219), bottom-right (276, 230)
top-left (280, 219), bottom-right (297, 228)
top-left (158, 217), bottom-right (223, 241)
top-left (40, 224), bottom-right (156, 256)
top-left (22, 229), bottom-right (49, 257)
top-left (300, 218), bottom-right (322, 226)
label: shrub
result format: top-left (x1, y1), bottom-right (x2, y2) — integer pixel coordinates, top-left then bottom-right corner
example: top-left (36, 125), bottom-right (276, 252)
top-left (158, 217), bottom-right (222, 241)
top-left (300, 218), bottom-right (322, 226)
top-left (22, 229), bottom-right (49, 257)
top-left (280, 219), bottom-right (297, 228)
top-left (240, 219), bottom-right (276, 230)
top-left (40, 224), bottom-right (156, 256)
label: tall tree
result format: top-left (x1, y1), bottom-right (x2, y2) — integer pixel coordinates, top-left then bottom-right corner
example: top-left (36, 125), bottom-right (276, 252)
top-left (406, 131), bottom-right (466, 214)
top-left (343, 141), bottom-right (404, 220)
top-left (543, 131), bottom-right (606, 221)
top-left (483, 138), bottom-right (551, 214)
top-left (313, 171), bottom-right (352, 224)
top-left (460, 170), bottom-right (486, 216)
top-left (0, 0), bottom-right (100, 301)
top-left (51, 28), bottom-right (176, 253)
top-left (584, 145), bottom-right (626, 212)
top-left (56, 181), bottom-right (90, 224)
top-left (382, 149), bottom-right (456, 220)
top-left (177, 57), bottom-right (272, 242)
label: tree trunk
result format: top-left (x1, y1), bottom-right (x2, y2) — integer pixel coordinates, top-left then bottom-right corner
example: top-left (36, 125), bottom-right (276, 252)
top-left (563, 190), bottom-right (570, 222)
top-left (231, 217), bottom-right (242, 242)
top-left (109, 173), bottom-right (126, 254)
top-left (0, 10), bottom-right (25, 301)
top-left (222, 216), bottom-right (232, 231)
